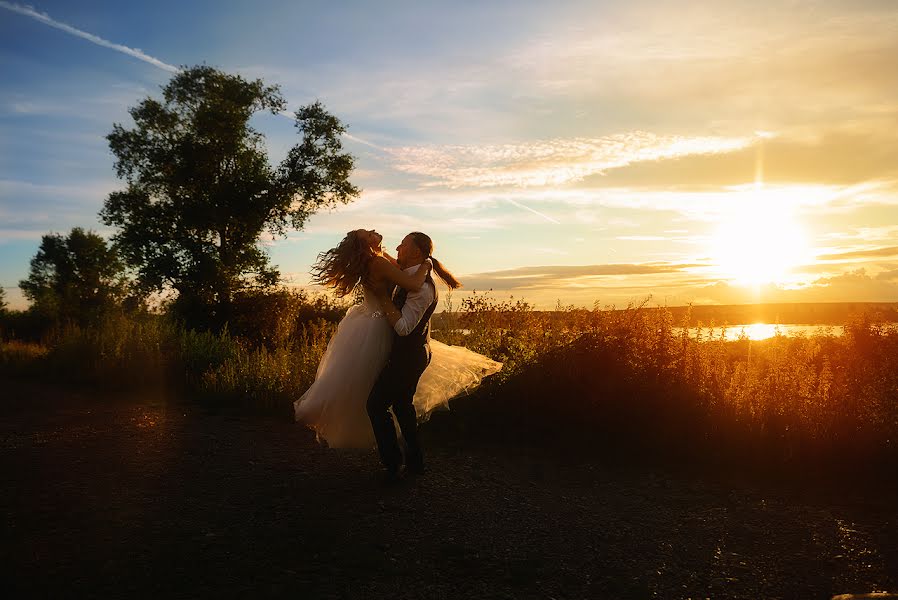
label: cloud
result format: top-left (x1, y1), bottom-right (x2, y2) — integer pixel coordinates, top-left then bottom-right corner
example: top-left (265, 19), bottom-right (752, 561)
top-left (241, 61), bottom-right (518, 143)
top-left (817, 246), bottom-right (898, 261)
top-left (236, 1), bottom-right (898, 147)
top-left (239, 3), bottom-right (898, 153)
top-left (0, 228), bottom-right (55, 242)
top-left (441, 267), bottom-right (898, 310)
top-left (685, 268), bottom-right (898, 306)
top-left (2, 83), bottom-right (153, 121)
top-left (0, 178), bottom-right (116, 205)
top-left (0, 1), bottom-right (179, 73)
top-left (584, 124), bottom-right (898, 190)
top-left (0, 178), bottom-right (117, 238)
top-left (805, 269), bottom-right (898, 302)
top-left (459, 262), bottom-right (700, 291)
top-left (876, 269), bottom-right (898, 282)
top-left (525, 184), bottom-right (848, 226)
top-left (503, 3), bottom-right (898, 131)
top-left (387, 133), bottom-right (750, 188)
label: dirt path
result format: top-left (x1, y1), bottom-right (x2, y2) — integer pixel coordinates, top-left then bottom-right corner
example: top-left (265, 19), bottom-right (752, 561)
top-left (2, 380), bottom-right (896, 599)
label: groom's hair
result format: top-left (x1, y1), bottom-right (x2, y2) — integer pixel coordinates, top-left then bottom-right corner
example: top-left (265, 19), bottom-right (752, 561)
top-left (409, 232), bottom-right (461, 290)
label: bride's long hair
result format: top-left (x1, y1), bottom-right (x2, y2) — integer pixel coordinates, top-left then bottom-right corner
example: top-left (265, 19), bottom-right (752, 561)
top-left (310, 230), bottom-right (378, 297)
top-left (409, 232), bottom-right (461, 290)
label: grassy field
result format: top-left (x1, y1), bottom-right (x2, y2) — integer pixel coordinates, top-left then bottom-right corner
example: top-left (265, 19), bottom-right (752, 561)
top-left (2, 292), bottom-right (896, 475)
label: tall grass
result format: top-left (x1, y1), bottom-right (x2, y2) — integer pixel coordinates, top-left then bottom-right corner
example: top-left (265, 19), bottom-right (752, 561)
top-left (0, 290), bottom-right (341, 412)
top-left (29, 315), bottom-right (177, 387)
top-left (0, 339), bottom-right (49, 375)
top-left (2, 289), bottom-right (896, 472)
top-left (195, 319), bottom-right (334, 413)
top-left (432, 293), bottom-right (898, 472)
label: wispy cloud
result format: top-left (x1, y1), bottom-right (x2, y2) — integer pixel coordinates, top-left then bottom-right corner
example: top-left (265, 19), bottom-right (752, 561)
top-left (589, 123), bottom-right (898, 189)
top-left (0, 178), bottom-right (118, 238)
top-left (503, 3), bottom-right (898, 130)
top-left (388, 133), bottom-right (749, 188)
top-left (817, 246), bottom-right (898, 262)
top-left (0, 228), bottom-right (56, 242)
top-left (3, 83), bottom-right (153, 120)
top-left (0, 1), bottom-right (179, 73)
top-left (0, 178), bottom-right (117, 205)
top-left (876, 269), bottom-right (898, 282)
top-left (460, 262), bottom-right (700, 290)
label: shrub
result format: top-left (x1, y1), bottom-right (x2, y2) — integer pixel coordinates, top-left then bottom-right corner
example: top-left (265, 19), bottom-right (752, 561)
top-left (226, 288), bottom-right (348, 348)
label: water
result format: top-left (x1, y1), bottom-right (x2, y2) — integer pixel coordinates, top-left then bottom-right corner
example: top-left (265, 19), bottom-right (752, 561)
top-left (441, 324), bottom-right (846, 341)
top-left (676, 323), bottom-right (844, 341)
top-left (439, 323), bottom-right (897, 341)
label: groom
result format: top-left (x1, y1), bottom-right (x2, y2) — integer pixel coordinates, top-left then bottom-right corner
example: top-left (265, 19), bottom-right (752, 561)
top-left (368, 232), bottom-right (438, 481)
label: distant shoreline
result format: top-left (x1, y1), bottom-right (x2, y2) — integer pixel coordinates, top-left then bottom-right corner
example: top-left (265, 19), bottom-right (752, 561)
top-left (434, 301), bottom-right (898, 326)
top-left (634, 301), bottom-right (898, 326)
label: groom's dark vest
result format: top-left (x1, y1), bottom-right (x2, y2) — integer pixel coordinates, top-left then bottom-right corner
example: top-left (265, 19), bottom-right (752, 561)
top-left (391, 272), bottom-right (438, 354)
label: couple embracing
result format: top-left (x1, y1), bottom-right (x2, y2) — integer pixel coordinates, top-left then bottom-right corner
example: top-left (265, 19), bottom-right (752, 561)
top-left (294, 230), bottom-right (501, 481)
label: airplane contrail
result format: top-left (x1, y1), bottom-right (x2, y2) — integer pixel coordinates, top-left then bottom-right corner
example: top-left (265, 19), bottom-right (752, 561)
top-left (341, 132), bottom-right (387, 152)
top-left (276, 109), bottom-right (385, 150)
top-left (4, 2), bottom-right (388, 151)
top-left (2, 3), bottom-right (397, 160)
top-left (1, 1), bottom-right (179, 73)
top-left (506, 198), bottom-right (560, 224)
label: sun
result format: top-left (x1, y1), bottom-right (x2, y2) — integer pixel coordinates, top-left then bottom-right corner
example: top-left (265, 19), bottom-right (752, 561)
top-left (709, 186), bottom-right (812, 286)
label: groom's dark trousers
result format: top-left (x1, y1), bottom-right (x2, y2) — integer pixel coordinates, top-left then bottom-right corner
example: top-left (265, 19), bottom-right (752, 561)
top-left (367, 276), bottom-right (437, 472)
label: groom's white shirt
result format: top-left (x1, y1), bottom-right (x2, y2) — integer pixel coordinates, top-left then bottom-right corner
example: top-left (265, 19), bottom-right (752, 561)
top-left (393, 264), bottom-right (436, 336)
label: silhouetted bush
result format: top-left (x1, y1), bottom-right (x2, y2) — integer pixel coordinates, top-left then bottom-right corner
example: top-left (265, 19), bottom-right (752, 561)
top-left (226, 287), bottom-right (349, 348)
top-left (0, 308), bottom-right (53, 343)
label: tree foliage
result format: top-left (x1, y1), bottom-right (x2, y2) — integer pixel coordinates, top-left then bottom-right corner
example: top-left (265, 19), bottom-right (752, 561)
top-left (100, 66), bottom-right (360, 328)
top-left (19, 228), bottom-right (128, 325)
top-left (0, 286), bottom-right (7, 315)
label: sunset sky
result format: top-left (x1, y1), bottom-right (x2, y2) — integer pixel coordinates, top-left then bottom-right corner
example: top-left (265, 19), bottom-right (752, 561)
top-left (2, 0), bottom-right (897, 310)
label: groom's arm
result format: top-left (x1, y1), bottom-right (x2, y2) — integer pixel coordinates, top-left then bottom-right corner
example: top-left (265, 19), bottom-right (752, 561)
top-left (380, 282), bottom-right (435, 336)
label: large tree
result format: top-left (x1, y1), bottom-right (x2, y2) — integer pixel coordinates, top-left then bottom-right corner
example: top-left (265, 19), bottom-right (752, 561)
top-left (101, 65), bottom-right (359, 327)
top-left (19, 228), bottom-right (128, 325)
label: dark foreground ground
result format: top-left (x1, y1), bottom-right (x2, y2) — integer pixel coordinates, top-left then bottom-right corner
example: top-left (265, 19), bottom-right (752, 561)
top-left (2, 380), bottom-right (897, 599)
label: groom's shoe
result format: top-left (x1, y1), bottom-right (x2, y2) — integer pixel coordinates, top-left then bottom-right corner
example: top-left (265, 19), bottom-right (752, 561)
top-left (407, 460), bottom-right (425, 476)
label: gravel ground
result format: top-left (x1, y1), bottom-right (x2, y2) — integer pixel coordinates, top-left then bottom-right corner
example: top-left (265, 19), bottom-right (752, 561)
top-left (2, 379), bottom-right (897, 599)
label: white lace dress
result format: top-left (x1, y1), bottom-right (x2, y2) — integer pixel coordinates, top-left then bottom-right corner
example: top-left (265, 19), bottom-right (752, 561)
top-left (294, 288), bottom-right (502, 448)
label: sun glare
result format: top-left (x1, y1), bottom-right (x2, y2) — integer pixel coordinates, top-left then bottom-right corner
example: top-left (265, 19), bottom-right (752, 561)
top-left (710, 186), bottom-right (812, 286)
top-left (738, 323), bottom-right (779, 340)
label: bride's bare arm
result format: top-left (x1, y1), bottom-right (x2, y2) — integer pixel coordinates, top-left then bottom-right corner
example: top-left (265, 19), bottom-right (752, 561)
top-left (381, 250), bottom-right (400, 268)
top-left (369, 256), bottom-right (432, 292)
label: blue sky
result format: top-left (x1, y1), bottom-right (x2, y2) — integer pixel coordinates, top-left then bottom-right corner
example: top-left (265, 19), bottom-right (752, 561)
top-left (2, 0), bottom-right (898, 310)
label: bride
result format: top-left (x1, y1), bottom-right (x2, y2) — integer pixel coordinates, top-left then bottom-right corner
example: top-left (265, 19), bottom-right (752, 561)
top-left (294, 228), bottom-right (501, 449)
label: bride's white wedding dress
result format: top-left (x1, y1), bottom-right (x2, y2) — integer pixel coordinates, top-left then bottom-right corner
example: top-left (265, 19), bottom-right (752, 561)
top-left (294, 287), bottom-right (502, 448)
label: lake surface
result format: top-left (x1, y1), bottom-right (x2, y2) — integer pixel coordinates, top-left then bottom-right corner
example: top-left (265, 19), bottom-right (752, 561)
top-left (676, 323), bottom-right (845, 341)
top-left (440, 322), bottom-right (896, 342)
